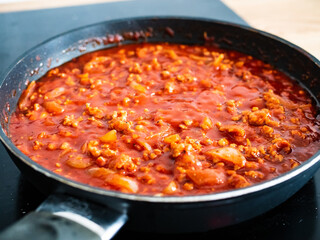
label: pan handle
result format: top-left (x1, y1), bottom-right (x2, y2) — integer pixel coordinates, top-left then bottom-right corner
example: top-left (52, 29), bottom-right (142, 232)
top-left (0, 194), bottom-right (128, 240)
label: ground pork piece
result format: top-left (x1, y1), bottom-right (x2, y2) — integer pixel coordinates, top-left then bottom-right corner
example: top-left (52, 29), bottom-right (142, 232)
top-left (108, 153), bottom-right (138, 172)
top-left (248, 109), bottom-right (271, 126)
top-left (269, 137), bottom-right (292, 154)
top-left (219, 125), bottom-right (246, 142)
top-left (108, 111), bottom-right (133, 132)
top-left (228, 173), bottom-right (250, 188)
top-left (85, 103), bottom-right (104, 119)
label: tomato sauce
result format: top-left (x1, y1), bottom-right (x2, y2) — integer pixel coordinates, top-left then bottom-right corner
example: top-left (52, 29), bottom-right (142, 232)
top-left (9, 43), bottom-right (320, 195)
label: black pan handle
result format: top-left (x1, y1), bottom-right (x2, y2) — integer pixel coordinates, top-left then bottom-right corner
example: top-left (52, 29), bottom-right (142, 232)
top-left (0, 194), bottom-right (128, 240)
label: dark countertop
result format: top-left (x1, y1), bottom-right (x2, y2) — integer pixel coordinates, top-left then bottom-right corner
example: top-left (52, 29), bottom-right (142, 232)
top-left (0, 1), bottom-right (319, 239)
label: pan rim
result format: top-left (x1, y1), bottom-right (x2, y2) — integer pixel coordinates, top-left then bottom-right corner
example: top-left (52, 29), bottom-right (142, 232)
top-left (1, 16), bottom-right (320, 204)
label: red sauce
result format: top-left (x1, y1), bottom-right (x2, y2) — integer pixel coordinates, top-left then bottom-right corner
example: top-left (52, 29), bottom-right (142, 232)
top-left (9, 43), bottom-right (320, 195)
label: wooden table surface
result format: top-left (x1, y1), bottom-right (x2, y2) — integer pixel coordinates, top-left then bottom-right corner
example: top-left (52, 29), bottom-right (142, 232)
top-left (224, 0), bottom-right (320, 60)
top-left (0, 0), bottom-right (319, 59)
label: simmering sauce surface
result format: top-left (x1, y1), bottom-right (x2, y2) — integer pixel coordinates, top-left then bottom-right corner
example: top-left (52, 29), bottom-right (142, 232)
top-left (9, 43), bottom-right (320, 195)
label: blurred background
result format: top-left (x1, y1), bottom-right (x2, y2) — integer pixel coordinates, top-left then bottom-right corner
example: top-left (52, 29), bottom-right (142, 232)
top-left (0, 0), bottom-right (319, 59)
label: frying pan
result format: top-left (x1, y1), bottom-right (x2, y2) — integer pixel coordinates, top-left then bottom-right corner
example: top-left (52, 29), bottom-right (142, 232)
top-left (0, 17), bottom-right (320, 240)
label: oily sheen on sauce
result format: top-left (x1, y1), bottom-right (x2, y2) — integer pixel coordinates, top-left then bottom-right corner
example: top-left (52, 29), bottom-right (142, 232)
top-left (9, 43), bottom-right (320, 196)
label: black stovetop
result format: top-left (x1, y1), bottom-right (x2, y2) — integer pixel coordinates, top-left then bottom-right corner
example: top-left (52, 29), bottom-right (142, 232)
top-left (1, 1), bottom-right (320, 239)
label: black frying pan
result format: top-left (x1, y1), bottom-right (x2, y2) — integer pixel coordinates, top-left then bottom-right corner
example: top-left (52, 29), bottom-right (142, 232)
top-left (0, 17), bottom-right (320, 240)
